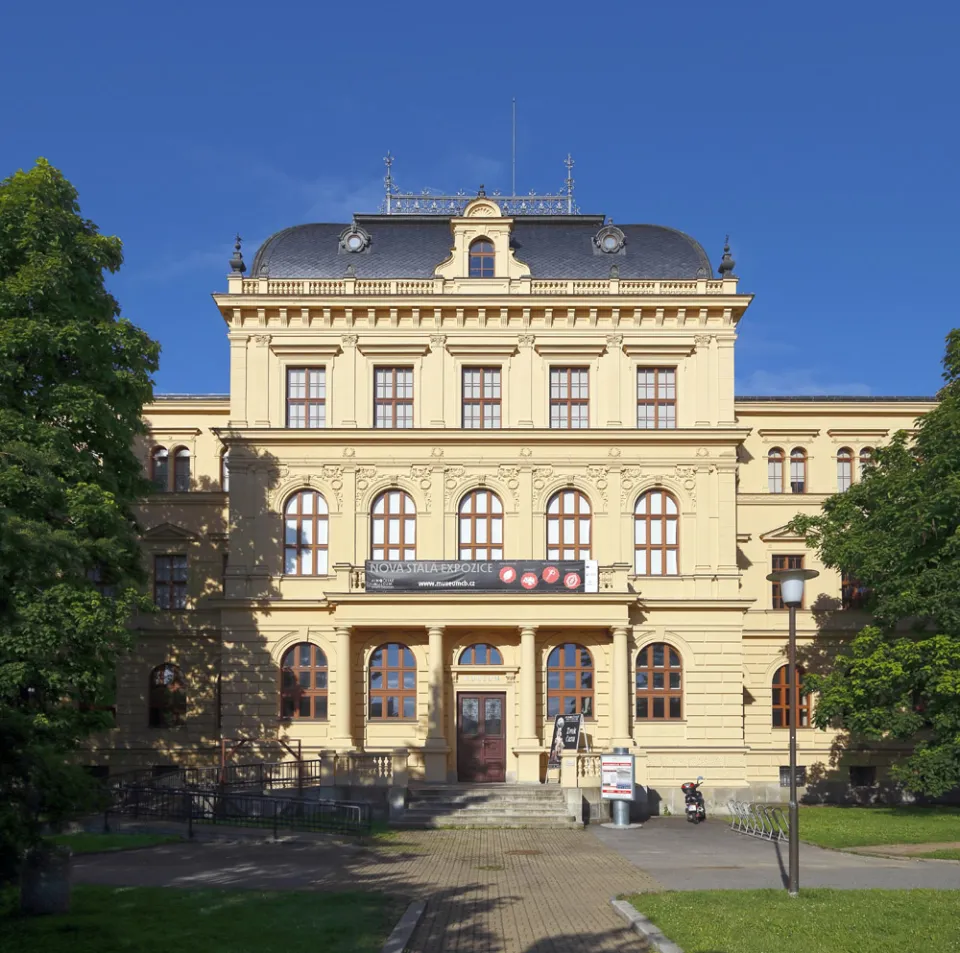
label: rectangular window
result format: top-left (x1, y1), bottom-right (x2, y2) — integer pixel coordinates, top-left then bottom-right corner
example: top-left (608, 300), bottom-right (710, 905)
top-left (841, 572), bottom-right (869, 609)
top-left (286, 368), bottom-right (326, 429)
top-left (462, 367), bottom-right (501, 429)
top-left (549, 367), bottom-right (589, 429)
top-left (154, 555), bottom-right (188, 610)
top-left (772, 555), bottom-right (804, 609)
top-left (637, 368), bottom-right (677, 429)
top-left (374, 367), bottom-right (414, 429)
top-left (849, 765), bottom-right (876, 787)
top-left (779, 765), bottom-right (807, 788)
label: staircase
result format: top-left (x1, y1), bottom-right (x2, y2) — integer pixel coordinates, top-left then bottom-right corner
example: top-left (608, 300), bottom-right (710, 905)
top-left (395, 783), bottom-right (582, 829)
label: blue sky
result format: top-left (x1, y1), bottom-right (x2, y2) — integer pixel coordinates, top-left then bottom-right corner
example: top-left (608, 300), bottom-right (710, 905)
top-left (3, 1), bottom-right (956, 397)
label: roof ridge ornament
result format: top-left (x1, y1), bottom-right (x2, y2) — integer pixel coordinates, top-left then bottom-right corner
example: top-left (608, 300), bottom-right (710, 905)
top-left (229, 234), bottom-right (245, 274)
top-left (718, 235), bottom-right (736, 278)
top-left (380, 154), bottom-right (580, 215)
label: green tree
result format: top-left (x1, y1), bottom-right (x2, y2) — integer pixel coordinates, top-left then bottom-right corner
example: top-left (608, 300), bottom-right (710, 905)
top-left (790, 330), bottom-right (960, 797)
top-left (0, 158), bottom-right (159, 875)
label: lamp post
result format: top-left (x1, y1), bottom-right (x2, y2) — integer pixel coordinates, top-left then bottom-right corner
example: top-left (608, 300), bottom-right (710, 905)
top-left (765, 566), bottom-right (819, 898)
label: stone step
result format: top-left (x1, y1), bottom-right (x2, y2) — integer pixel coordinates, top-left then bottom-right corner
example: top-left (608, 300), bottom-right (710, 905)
top-left (407, 795), bottom-right (567, 807)
top-left (405, 805), bottom-right (573, 817)
top-left (394, 814), bottom-right (582, 829)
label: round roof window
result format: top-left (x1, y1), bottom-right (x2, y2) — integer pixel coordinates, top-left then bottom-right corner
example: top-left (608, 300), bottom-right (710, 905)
top-left (594, 225), bottom-right (625, 254)
top-left (339, 225), bottom-right (370, 253)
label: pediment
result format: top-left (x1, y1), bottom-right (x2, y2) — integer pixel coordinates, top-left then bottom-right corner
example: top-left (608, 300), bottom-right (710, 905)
top-left (759, 523), bottom-right (807, 543)
top-left (142, 522), bottom-right (200, 542)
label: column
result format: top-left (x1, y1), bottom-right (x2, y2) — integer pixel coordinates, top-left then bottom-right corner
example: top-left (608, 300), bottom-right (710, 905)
top-left (611, 626), bottom-right (632, 748)
top-left (516, 625), bottom-right (541, 782)
top-left (423, 625), bottom-right (450, 782)
top-left (332, 626), bottom-right (354, 750)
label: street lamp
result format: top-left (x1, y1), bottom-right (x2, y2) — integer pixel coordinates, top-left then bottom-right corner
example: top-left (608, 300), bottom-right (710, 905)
top-left (765, 566), bottom-right (819, 898)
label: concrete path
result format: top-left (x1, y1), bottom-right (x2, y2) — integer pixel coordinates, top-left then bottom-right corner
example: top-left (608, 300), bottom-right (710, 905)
top-left (847, 841), bottom-right (960, 858)
top-left (592, 817), bottom-right (960, 890)
top-left (73, 829), bottom-right (661, 952)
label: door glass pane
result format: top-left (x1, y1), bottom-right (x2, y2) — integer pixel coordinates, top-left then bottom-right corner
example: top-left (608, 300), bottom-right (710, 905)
top-left (484, 697), bottom-right (502, 736)
top-left (462, 697), bottom-right (479, 735)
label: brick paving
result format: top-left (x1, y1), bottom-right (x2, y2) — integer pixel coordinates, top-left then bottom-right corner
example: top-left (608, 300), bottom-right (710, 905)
top-left (73, 829), bottom-right (661, 952)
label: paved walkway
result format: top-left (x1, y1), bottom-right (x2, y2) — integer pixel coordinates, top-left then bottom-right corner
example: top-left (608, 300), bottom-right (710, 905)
top-left (73, 829), bottom-right (660, 952)
top-left (847, 840), bottom-right (960, 857)
top-left (592, 818), bottom-right (960, 890)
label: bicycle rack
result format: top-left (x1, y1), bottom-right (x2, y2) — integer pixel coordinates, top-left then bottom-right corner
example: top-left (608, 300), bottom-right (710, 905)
top-left (727, 800), bottom-right (789, 842)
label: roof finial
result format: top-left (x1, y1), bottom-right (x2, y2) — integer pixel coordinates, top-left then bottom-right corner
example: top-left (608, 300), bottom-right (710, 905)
top-left (478, 183), bottom-right (487, 197)
top-left (229, 234), bottom-right (245, 274)
top-left (718, 234), bottom-right (736, 278)
top-left (564, 154), bottom-right (575, 214)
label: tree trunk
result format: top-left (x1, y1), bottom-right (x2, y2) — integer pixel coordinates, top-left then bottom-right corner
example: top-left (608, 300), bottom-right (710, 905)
top-left (20, 844), bottom-right (71, 915)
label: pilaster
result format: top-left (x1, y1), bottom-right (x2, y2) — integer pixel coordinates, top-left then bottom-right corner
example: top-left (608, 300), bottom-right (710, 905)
top-left (423, 625), bottom-right (450, 782)
top-left (331, 626), bottom-right (355, 750)
top-left (611, 626), bottom-right (631, 748)
top-left (515, 625), bottom-right (541, 782)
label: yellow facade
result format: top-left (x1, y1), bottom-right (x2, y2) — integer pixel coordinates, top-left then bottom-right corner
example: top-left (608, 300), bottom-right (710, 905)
top-left (100, 197), bottom-right (934, 810)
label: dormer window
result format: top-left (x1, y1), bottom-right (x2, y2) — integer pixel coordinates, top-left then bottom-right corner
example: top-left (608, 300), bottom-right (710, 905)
top-left (468, 239), bottom-right (495, 278)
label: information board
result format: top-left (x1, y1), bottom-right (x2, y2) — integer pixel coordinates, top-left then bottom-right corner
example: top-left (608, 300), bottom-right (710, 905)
top-left (601, 753), bottom-right (635, 801)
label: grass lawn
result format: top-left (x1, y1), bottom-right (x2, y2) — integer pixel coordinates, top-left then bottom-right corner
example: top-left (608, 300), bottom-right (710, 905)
top-left (46, 832), bottom-right (183, 854)
top-left (626, 889), bottom-right (960, 953)
top-left (0, 885), bottom-right (403, 953)
top-left (797, 805), bottom-right (960, 848)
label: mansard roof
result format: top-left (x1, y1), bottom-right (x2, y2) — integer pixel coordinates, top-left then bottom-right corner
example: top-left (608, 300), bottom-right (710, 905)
top-left (249, 215), bottom-right (714, 281)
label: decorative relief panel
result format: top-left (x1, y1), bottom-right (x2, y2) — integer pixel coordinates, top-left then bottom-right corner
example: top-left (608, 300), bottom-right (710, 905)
top-left (497, 465), bottom-right (522, 506)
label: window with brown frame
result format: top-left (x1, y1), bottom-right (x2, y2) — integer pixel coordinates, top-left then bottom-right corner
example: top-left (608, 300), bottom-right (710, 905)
top-left (173, 448), bottom-right (191, 492)
top-left (772, 664), bottom-right (811, 728)
top-left (549, 367), bottom-right (589, 429)
top-left (859, 447), bottom-right (874, 479)
top-left (768, 448), bottom-right (785, 493)
top-left (637, 368), bottom-right (677, 429)
top-left (150, 447), bottom-right (169, 490)
top-left (837, 447), bottom-right (853, 492)
top-left (842, 572), bottom-right (870, 609)
top-left (468, 238), bottom-right (495, 277)
top-left (371, 490), bottom-right (416, 560)
top-left (546, 489), bottom-right (592, 560)
top-left (280, 643), bottom-right (328, 719)
top-left (148, 663), bottom-right (186, 728)
top-left (369, 643), bottom-right (417, 719)
top-left (154, 555), bottom-right (187, 609)
top-left (459, 643), bottom-right (503, 664)
top-left (283, 490), bottom-right (329, 575)
top-left (790, 447), bottom-right (807, 494)
top-left (458, 489), bottom-right (504, 560)
top-left (772, 555), bottom-right (805, 609)
top-left (635, 643), bottom-right (683, 720)
top-left (462, 367), bottom-right (501, 428)
top-left (634, 489), bottom-right (679, 575)
top-left (546, 643), bottom-right (594, 717)
top-left (286, 367), bottom-right (326, 428)
top-left (374, 367), bottom-right (414, 428)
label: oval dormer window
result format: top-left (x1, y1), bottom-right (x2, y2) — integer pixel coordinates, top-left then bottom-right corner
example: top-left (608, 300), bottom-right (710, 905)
top-left (594, 225), bottom-right (625, 254)
top-left (339, 225), bottom-right (370, 253)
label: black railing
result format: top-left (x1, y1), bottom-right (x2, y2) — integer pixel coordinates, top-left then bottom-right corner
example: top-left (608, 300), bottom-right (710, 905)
top-left (109, 759), bottom-right (325, 794)
top-left (109, 784), bottom-right (371, 837)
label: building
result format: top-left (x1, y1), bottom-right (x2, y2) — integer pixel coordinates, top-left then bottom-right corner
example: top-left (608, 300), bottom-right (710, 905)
top-left (103, 169), bottom-right (935, 811)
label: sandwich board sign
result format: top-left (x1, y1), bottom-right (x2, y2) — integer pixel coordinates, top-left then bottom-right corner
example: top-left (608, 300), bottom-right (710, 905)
top-left (547, 713), bottom-right (584, 769)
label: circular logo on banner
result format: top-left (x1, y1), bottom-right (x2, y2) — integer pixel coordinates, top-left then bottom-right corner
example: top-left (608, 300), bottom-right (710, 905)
top-left (563, 572), bottom-right (581, 590)
top-left (499, 566), bottom-right (517, 584)
top-left (520, 572), bottom-right (539, 590)
top-left (541, 565), bottom-right (560, 584)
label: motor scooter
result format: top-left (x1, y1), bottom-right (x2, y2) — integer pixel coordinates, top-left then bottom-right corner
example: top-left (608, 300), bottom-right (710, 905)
top-left (681, 776), bottom-right (706, 823)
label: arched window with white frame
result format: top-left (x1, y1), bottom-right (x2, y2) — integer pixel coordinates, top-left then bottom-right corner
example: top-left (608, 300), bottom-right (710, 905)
top-left (837, 447), bottom-right (853, 492)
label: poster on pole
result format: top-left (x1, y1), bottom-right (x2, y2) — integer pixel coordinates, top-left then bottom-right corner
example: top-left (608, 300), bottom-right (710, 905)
top-left (601, 753), bottom-right (635, 801)
top-left (547, 713), bottom-right (584, 768)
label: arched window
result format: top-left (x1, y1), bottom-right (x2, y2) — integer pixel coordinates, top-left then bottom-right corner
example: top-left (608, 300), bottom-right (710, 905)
top-left (369, 643), bottom-right (416, 719)
top-left (280, 643), bottom-right (328, 719)
top-left (546, 643), bottom-right (593, 718)
top-left (468, 238), bottom-right (495, 278)
top-left (284, 490), bottom-right (329, 575)
top-left (173, 448), bottom-right (191, 492)
top-left (767, 448), bottom-right (784, 493)
top-left (789, 448), bottom-right (806, 494)
top-left (636, 643), bottom-right (683, 720)
top-left (634, 490), bottom-right (679, 576)
top-left (859, 447), bottom-right (874, 479)
top-left (459, 643), bottom-right (503, 665)
top-left (459, 490), bottom-right (504, 560)
top-left (148, 663), bottom-right (186, 728)
top-left (837, 448), bottom-right (853, 492)
top-left (150, 447), bottom-right (169, 490)
top-left (772, 664), bottom-right (811, 728)
top-left (546, 490), bottom-right (592, 561)
top-left (220, 450), bottom-right (230, 492)
top-left (371, 490), bottom-right (416, 560)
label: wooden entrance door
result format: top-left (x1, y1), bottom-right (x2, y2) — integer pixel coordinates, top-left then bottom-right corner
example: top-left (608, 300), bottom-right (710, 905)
top-left (456, 692), bottom-right (506, 782)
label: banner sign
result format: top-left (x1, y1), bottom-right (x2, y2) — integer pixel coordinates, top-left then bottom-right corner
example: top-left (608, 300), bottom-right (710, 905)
top-left (601, 753), bottom-right (636, 801)
top-left (547, 713), bottom-right (584, 768)
top-left (365, 560), bottom-right (598, 594)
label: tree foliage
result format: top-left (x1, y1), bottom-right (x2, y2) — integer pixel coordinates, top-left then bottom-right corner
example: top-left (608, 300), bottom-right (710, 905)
top-left (0, 159), bottom-right (159, 875)
top-left (790, 330), bottom-right (960, 796)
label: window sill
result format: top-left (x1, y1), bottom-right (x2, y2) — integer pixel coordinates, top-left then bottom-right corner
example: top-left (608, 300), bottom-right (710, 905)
top-left (365, 719), bottom-right (418, 724)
